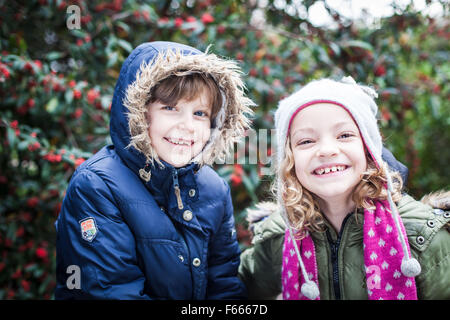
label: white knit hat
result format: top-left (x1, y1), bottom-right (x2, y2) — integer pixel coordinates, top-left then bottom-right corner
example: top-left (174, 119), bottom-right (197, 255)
top-left (275, 76), bottom-right (421, 300)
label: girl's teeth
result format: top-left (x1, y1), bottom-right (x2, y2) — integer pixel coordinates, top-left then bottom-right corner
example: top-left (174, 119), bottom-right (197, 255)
top-left (315, 166), bottom-right (346, 175)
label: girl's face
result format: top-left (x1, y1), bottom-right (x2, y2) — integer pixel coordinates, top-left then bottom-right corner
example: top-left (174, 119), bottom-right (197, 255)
top-left (147, 91), bottom-right (212, 168)
top-left (289, 103), bottom-right (367, 204)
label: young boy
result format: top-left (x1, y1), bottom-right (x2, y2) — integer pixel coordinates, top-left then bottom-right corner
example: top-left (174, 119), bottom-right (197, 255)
top-left (55, 41), bottom-right (254, 299)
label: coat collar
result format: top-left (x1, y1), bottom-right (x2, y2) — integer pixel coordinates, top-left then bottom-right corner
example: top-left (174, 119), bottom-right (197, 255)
top-left (145, 159), bottom-right (199, 209)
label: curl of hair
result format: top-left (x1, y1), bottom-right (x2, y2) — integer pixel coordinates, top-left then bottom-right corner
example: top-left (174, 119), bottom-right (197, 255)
top-left (276, 137), bottom-right (403, 239)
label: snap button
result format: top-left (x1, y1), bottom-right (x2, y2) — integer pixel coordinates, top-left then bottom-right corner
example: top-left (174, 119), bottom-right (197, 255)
top-left (178, 255), bottom-right (184, 262)
top-left (416, 236), bottom-right (425, 245)
top-left (444, 212), bottom-right (450, 218)
top-left (427, 220), bottom-right (435, 228)
top-left (189, 189), bottom-right (196, 197)
top-left (183, 210), bottom-right (193, 221)
top-left (192, 258), bottom-right (201, 267)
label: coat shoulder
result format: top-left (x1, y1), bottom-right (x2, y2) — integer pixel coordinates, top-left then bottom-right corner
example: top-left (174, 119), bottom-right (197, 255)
top-left (398, 193), bottom-right (450, 252)
top-left (246, 202), bottom-right (286, 245)
top-left (398, 193), bottom-right (450, 299)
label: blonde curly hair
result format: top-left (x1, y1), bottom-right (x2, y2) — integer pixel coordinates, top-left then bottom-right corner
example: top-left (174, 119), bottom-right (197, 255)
top-left (277, 136), bottom-right (403, 238)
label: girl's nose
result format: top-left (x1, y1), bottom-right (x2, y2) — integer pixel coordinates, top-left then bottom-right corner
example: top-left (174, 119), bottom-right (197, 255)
top-left (316, 139), bottom-right (339, 158)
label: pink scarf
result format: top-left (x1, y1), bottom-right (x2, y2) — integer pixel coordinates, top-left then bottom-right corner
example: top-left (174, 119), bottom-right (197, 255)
top-left (282, 200), bottom-right (418, 300)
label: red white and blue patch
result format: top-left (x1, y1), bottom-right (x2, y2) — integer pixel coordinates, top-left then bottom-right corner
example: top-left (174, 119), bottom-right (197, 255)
top-left (79, 217), bottom-right (98, 242)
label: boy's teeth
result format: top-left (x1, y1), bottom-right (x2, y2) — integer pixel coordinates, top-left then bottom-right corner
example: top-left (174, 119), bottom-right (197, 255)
top-left (168, 138), bottom-right (190, 145)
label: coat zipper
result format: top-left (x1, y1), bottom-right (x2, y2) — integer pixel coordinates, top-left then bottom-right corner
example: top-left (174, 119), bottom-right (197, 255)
top-left (172, 169), bottom-right (184, 210)
top-left (325, 213), bottom-right (353, 300)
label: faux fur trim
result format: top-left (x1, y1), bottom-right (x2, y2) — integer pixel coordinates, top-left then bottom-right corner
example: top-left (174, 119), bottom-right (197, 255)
top-left (420, 190), bottom-right (450, 210)
top-left (123, 48), bottom-right (255, 167)
top-left (246, 201), bottom-right (278, 225)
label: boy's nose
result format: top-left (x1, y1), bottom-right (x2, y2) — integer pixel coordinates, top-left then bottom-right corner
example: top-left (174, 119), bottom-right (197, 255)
top-left (178, 113), bottom-right (195, 133)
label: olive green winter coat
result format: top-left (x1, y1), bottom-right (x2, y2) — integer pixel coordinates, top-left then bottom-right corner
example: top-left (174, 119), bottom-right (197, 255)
top-left (238, 194), bottom-right (450, 300)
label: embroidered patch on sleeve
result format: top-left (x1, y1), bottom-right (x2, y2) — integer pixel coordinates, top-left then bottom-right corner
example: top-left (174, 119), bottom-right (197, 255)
top-left (79, 217), bottom-right (98, 242)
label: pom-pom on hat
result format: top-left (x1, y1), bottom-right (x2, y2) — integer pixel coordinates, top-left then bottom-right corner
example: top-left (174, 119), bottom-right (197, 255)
top-left (275, 76), bottom-right (421, 300)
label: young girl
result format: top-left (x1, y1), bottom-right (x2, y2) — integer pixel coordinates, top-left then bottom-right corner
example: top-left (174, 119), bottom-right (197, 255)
top-left (55, 41), bottom-right (254, 299)
top-left (239, 77), bottom-right (450, 300)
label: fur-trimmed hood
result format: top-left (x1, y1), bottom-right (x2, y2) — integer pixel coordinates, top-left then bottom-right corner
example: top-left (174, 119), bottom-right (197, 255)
top-left (110, 41), bottom-right (254, 180)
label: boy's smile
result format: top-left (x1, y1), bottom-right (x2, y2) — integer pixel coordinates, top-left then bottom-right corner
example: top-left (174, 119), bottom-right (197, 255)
top-left (147, 92), bottom-right (212, 168)
top-left (289, 103), bottom-right (367, 204)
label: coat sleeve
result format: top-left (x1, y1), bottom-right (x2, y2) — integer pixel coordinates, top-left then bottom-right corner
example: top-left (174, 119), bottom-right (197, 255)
top-left (205, 183), bottom-right (247, 299)
top-left (238, 233), bottom-right (284, 299)
top-left (55, 169), bottom-right (151, 300)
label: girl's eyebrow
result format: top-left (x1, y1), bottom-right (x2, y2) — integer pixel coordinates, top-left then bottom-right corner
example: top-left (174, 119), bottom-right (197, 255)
top-left (333, 121), bottom-right (357, 130)
top-left (291, 121), bottom-right (357, 137)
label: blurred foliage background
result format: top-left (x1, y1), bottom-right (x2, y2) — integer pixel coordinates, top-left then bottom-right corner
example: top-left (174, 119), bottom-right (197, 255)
top-left (0, 0), bottom-right (448, 299)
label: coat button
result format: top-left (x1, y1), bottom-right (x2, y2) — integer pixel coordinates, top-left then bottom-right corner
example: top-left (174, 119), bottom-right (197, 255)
top-left (192, 258), bottom-right (201, 267)
top-left (178, 255), bottom-right (184, 262)
top-left (183, 210), bottom-right (193, 221)
top-left (416, 236), bottom-right (425, 245)
top-left (189, 189), bottom-right (196, 197)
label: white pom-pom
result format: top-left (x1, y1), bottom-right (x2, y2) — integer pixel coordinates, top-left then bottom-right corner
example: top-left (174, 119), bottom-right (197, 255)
top-left (341, 76), bottom-right (357, 85)
top-left (301, 281), bottom-right (320, 300)
top-left (401, 257), bottom-right (421, 277)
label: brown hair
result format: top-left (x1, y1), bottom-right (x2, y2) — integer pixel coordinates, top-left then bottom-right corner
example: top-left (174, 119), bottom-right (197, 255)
top-left (277, 136), bottom-right (403, 239)
top-left (147, 72), bottom-right (222, 125)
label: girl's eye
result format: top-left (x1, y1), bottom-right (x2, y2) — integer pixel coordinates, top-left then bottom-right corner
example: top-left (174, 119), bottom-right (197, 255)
top-left (338, 133), bottom-right (354, 139)
top-left (162, 106), bottom-right (176, 111)
top-left (297, 139), bottom-right (313, 146)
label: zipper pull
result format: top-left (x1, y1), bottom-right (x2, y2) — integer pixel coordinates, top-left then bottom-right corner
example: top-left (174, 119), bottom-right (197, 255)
top-left (173, 170), bottom-right (184, 210)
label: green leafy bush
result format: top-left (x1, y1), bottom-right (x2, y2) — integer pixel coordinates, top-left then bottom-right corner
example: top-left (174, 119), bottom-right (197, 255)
top-left (0, 0), bottom-right (448, 299)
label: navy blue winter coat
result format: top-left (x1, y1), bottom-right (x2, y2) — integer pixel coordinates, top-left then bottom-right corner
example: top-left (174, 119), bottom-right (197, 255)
top-left (55, 42), bottom-right (253, 299)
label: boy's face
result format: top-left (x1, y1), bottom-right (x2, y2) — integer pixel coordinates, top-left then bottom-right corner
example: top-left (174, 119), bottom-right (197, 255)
top-left (289, 103), bottom-right (367, 205)
top-left (147, 91), bottom-right (212, 168)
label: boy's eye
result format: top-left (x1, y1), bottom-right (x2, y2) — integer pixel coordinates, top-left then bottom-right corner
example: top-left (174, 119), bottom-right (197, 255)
top-left (162, 106), bottom-right (176, 111)
top-left (194, 110), bottom-right (209, 117)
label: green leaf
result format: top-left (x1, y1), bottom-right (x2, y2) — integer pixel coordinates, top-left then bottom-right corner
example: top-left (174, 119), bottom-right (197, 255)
top-left (106, 51), bottom-right (119, 68)
top-left (46, 51), bottom-right (64, 60)
top-left (45, 97), bottom-right (58, 113)
top-left (7, 127), bottom-right (17, 147)
top-left (65, 89), bottom-right (73, 104)
top-left (117, 39), bottom-right (133, 53)
top-left (341, 40), bottom-right (374, 52)
top-left (18, 140), bottom-right (29, 151)
top-left (241, 174), bottom-right (258, 203)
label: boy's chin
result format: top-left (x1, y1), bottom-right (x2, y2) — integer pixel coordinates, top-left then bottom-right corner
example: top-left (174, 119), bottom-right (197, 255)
top-left (162, 153), bottom-right (198, 168)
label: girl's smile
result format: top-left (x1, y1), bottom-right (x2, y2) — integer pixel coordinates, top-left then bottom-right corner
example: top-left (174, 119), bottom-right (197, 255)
top-left (311, 163), bottom-right (350, 177)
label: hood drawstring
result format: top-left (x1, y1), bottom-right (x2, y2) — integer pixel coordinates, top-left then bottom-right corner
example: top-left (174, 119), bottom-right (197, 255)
top-left (278, 180), bottom-right (320, 300)
top-left (384, 164), bottom-right (421, 277)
